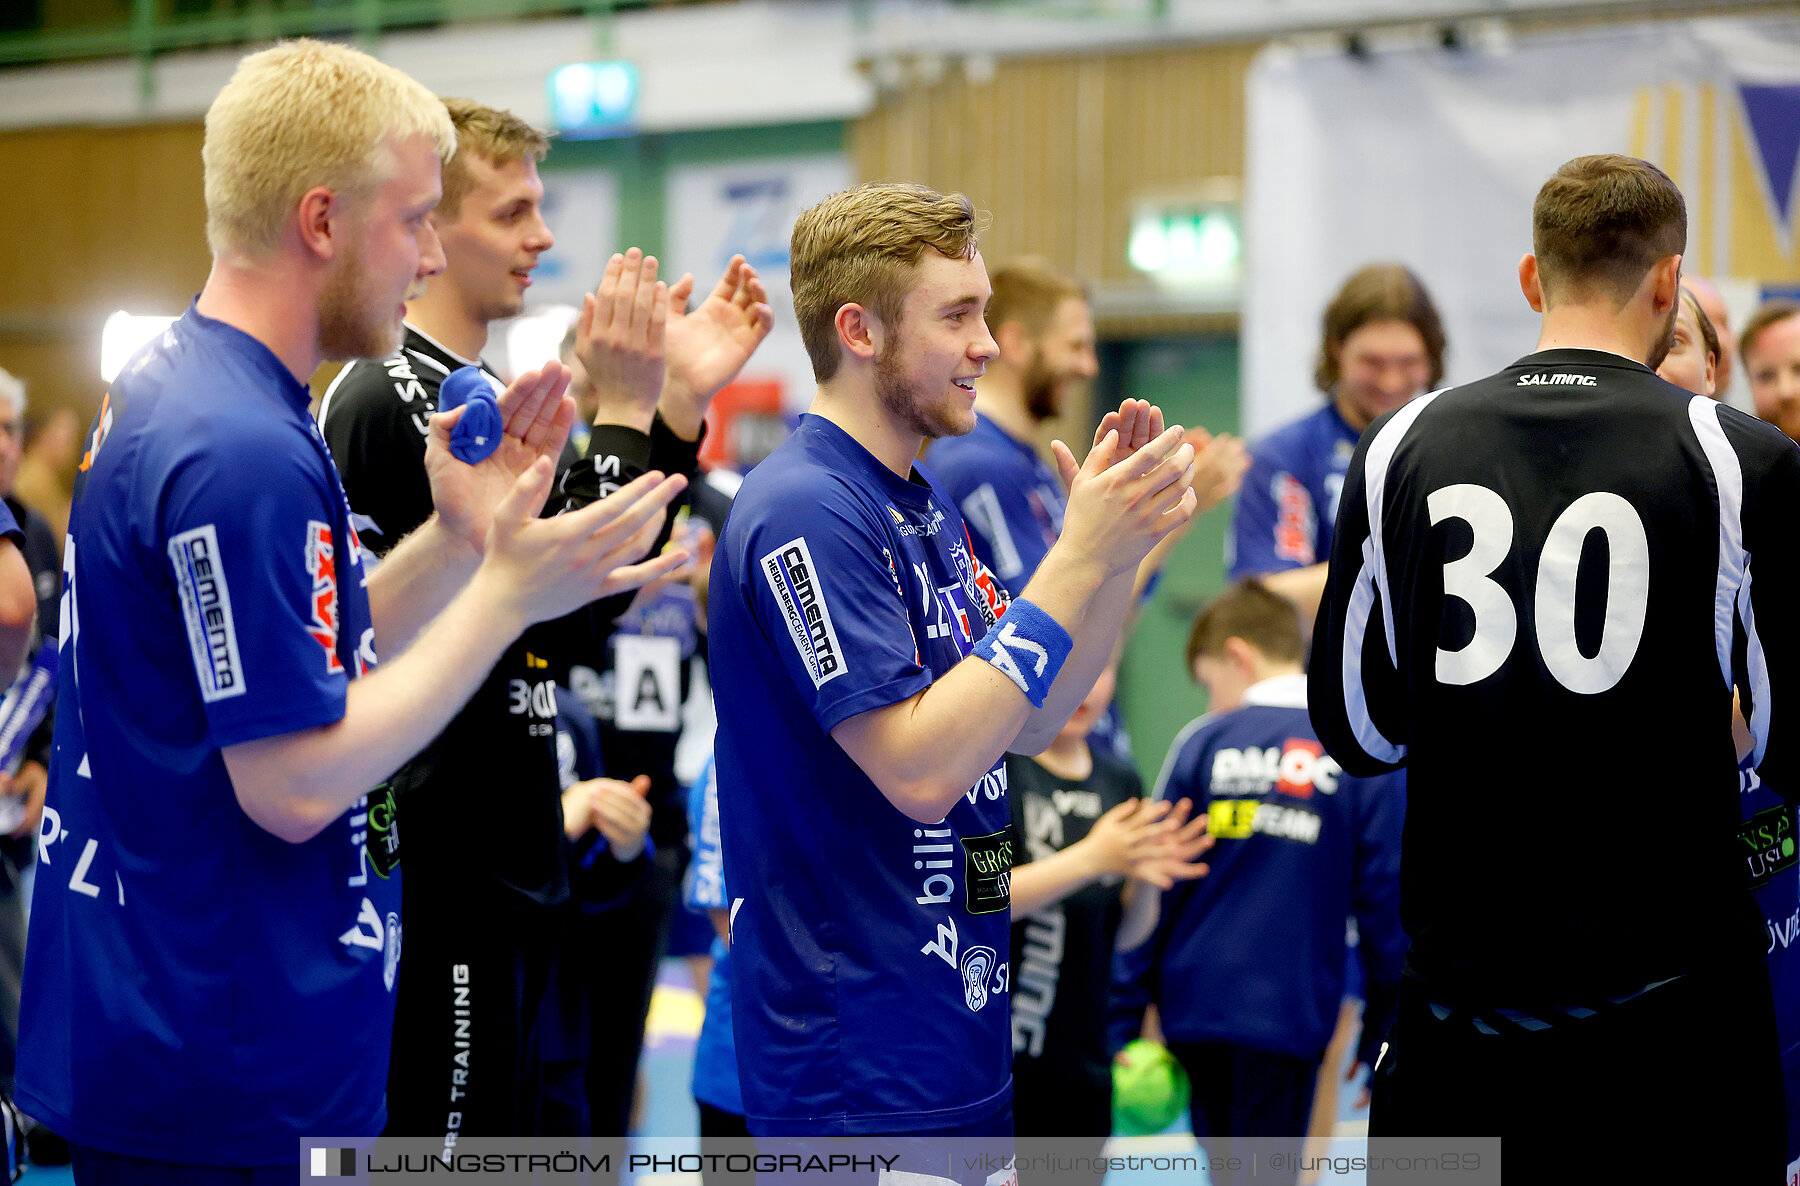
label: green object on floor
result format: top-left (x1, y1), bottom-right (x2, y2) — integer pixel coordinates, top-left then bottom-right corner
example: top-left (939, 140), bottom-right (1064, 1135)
top-left (1112, 1039), bottom-right (1191, 1135)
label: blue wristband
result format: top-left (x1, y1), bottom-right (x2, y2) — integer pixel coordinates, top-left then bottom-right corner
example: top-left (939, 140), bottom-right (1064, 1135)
top-left (973, 598), bottom-right (1072, 708)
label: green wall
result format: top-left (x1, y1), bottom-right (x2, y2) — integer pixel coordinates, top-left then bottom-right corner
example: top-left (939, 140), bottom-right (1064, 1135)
top-left (1099, 336), bottom-right (1240, 790)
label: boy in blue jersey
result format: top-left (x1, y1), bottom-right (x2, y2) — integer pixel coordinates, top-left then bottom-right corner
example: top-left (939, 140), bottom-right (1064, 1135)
top-left (14, 40), bottom-right (689, 1184)
top-left (1130, 580), bottom-right (1404, 1185)
top-left (1228, 264), bottom-right (1444, 622)
top-left (710, 182), bottom-right (1201, 1145)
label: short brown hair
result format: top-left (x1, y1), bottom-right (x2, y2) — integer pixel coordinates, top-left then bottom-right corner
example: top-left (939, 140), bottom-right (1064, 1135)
top-left (1314, 263), bottom-right (1446, 392)
top-left (204, 39), bottom-right (455, 257)
top-left (1185, 579), bottom-right (1304, 674)
top-left (1532, 154), bottom-right (1686, 308)
top-left (790, 182), bottom-right (982, 382)
top-left (1740, 300), bottom-right (1800, 371)
top-left (437, 98), bottom-right (551, 220)
top-left (986, 260), bottom-right (1087, 341)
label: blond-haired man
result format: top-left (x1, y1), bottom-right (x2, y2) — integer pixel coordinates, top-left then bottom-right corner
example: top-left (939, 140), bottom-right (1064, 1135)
top-left (318, 96), bottom-right (769, 1141)
top-left (15, 41), bottom-right (685, 1182)
top-left (710, 182), bottom-right (1198, 1142)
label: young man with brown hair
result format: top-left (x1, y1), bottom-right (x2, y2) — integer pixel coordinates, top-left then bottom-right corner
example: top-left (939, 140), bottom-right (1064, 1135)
top-left (711, 182), bottom-right (1199, 1139)
top-left (16, 42), bottom-right (685, 1182)
top-left (319, 97), bottom-right (770, 1140)
top-left (1230, 263), bottom-right (1445, 622)
top-left (1310, 154), bottom-right (1794, 1181)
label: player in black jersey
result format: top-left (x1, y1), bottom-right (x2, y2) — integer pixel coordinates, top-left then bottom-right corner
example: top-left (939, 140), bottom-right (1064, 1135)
top-left (319, 98), bottom-right (770, 1140)
top-left (1310, 154), bottom-right (1795, 1182)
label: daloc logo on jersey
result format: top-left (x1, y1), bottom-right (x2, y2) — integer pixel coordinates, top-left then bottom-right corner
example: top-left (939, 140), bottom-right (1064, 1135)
top-left (306, 522), bottom-right (343, 675)
top-left (761, 537), bottom-right (846, 687)
top-left (169, 523), bottom-right (246, 703)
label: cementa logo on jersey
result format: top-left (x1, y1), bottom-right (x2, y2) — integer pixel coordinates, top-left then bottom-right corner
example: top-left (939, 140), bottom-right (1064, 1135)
top-left (760, 537), bottom-right (846, 688)
top-left (169, 523), bottom-right (245, 703)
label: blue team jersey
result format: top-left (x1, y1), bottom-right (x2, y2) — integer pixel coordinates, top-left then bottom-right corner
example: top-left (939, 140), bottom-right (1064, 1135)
top-left (711, 414), bottom-right (1015, 1135)
top-left (683, 758), bottom-right (742, 1116)
top-left (1228, 402), bottom-right (1359, 578)
top-left (1137, 675), bottom-right (1405, 1061)
top-left (927, 416), bottom-right (1065, 588)
top-left (16, 306), bottom-right (394, 1166)
top-left (1740, 759), bottom-right (1800, 1167)
top-left (930, 419), bottom-right (1138, 763)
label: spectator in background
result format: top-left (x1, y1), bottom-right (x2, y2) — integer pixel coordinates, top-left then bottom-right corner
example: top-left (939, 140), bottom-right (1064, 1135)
top-left (1228, 264), bottom-right (1444, 624)
top-left (1741, 299), bottom-right (1800, 443)
top-left (12, 405), bottom-right (77, 552)
top-left (1656, 286), bottom-right (1722, 400)
top-left (1684, 275), bottom-right (1736, 396)
top-left (0, 368), bottom-right (57, 1157)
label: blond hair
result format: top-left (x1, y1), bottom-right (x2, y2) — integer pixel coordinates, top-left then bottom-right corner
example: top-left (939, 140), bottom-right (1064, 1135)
top-left (790, 182), bottom-right (982, 382)
top-left (438, 98), bottom-right (552, 219)
top-left (203, 39), bottom-right (456, 257)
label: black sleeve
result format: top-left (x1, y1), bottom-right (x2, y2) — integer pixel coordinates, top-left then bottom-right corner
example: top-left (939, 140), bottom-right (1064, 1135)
top-left (318, 362), bottom-right (437, 558)
top-left (547, 414), bottom-right (707, 634)
top-left (1733, 420), bottom-right (1800, 803)
top-left (1307, 419), bottom-right (1410, 776)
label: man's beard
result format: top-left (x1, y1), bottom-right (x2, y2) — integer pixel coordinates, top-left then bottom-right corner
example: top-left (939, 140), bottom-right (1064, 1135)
top-left (1644, 295), bottom-right (1679, 372)
top-left (1022, 351), bottom-right (1060, 422)
top-left (318, 244), bottom-right (403, 362)
top-left (875, 337), bottom-right (969, 441)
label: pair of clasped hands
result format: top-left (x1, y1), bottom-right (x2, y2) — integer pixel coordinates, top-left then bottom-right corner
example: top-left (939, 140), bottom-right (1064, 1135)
top-left (424, 248), bottom-right (770, 638)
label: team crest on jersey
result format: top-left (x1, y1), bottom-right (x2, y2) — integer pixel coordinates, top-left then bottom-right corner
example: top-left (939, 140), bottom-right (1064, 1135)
top-left (306, 522), bottom-right (343, 674)
top-left (169, 523), bottom-right (246, 702)
top-left (761, 538), bottom-right (846, 687)
top-left (960, 945), bottom-right (999, 1012)
top-left (383, 910), bottom-right (402, 992)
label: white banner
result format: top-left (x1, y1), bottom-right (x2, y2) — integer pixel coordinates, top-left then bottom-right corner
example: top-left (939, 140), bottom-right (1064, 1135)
top-left (666, 154), bottom-right (853, 415)
top-left (1243, 17), bottom-right (1800, 441)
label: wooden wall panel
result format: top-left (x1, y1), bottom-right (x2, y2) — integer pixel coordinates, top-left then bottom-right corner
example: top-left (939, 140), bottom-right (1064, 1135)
top-left (852, 42), bottom-right (1258, 293)
top-left (0, 121), bottom-right (209, 429)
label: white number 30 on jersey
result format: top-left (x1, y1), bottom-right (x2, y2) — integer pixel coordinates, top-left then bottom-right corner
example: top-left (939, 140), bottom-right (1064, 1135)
top-left (1427, 484), bottom-right (1649, 694)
